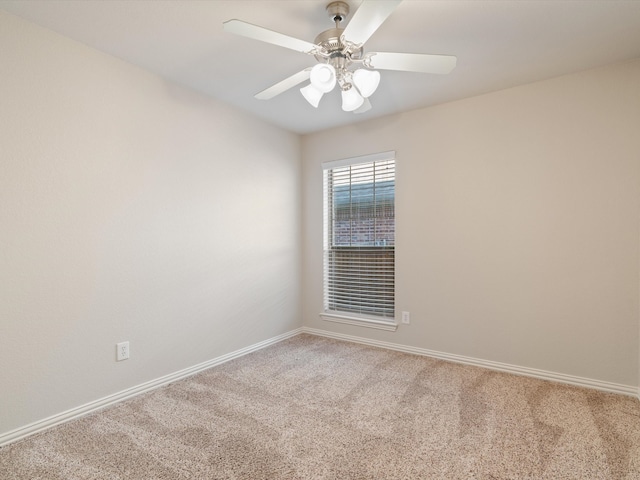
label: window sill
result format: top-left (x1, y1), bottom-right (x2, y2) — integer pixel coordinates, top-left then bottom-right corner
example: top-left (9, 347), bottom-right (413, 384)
top-left (319, 312), bottom-right (398, 332)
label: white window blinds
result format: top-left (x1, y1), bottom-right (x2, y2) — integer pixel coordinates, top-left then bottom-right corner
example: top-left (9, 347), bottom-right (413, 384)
top-left (323, 152), bottom-right (395, 320)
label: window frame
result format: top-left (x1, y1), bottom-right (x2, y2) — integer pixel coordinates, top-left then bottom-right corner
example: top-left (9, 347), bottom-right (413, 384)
top-left (320, 151), bottom-right (397, 331)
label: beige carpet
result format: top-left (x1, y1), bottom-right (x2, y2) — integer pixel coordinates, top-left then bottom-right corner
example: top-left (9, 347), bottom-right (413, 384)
top-left (1, 334), bottom-right (640, 479)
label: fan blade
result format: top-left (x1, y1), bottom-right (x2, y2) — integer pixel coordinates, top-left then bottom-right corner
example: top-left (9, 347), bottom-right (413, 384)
top-left (223, 19), bottom-right (317, 54)
top-left (367, 52), bottom-right (457, 74)
top-left (342, 0), bottom-right (402, 45)
top-left (255, 68), bottom-right (313, 100)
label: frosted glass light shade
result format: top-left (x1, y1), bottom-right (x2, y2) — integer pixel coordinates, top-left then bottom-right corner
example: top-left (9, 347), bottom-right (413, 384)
top-left (310, 64), bottom-right (337, 93)
top-left (353, 97), bottom-right (372, 114)
top-left (352, 69), bottom-right (380, 98)
top-left (341, 86), bottom-right (364, 112)
top-left (300, 84), bottom-right (323, 108)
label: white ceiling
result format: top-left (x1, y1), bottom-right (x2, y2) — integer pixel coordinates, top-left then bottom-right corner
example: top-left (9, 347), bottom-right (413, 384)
top-left (2, 0), bottom-right (640, 134)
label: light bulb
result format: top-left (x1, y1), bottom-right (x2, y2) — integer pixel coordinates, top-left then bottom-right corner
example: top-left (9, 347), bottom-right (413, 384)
top-left (300, 84), bottom-right (323, 108)
top-left (341, 86), bottom-right (364, 112)
top-left (352, 69), bottom-right (380, 98)
top-left (310, 64), bottom-right (337, 93)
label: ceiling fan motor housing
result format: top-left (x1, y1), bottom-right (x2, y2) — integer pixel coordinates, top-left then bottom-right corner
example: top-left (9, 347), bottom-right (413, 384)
top-left (314, 28), bottom-right (349, 58)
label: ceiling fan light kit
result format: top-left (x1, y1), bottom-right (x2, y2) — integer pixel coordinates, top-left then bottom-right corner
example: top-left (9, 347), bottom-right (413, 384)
top-left (302, 61), bottom-right (373, 111)
top-left (223, 0), bottom-right (456, 114)
top-left (299, 2), bottom-right (379, 111)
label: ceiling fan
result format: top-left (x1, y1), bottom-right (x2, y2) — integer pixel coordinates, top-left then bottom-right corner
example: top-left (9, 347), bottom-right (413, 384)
top-left (223, 0), bottom-right (457, 114)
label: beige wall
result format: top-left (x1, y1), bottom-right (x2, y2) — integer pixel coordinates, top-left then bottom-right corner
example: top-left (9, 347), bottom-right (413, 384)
top-left (0, 10), bottom-right (301, 435)
top-left (302, 59), bottom-right (640, 387)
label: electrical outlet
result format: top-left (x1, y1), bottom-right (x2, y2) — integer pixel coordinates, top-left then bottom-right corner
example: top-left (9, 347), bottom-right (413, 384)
top-left (401, 311), bottom-right (411, 324)
top-left (116, 341), bottom-right (129, 361)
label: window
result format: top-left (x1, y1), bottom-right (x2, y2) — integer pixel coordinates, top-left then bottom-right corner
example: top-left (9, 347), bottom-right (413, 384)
top-left (321, 151), bottom-right (396, 331)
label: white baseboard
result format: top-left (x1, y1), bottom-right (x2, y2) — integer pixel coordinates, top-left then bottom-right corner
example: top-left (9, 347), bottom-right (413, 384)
top-left (302, 327), bottom-right (639, 398)
top-left (2, 326), bottom-right (637, 448)
top-left (0, 328), bottom-right (303, 448)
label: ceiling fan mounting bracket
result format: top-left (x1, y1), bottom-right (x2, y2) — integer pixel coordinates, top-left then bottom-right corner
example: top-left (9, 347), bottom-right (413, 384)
top-left (326, 1), bottom-right (350, 24)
